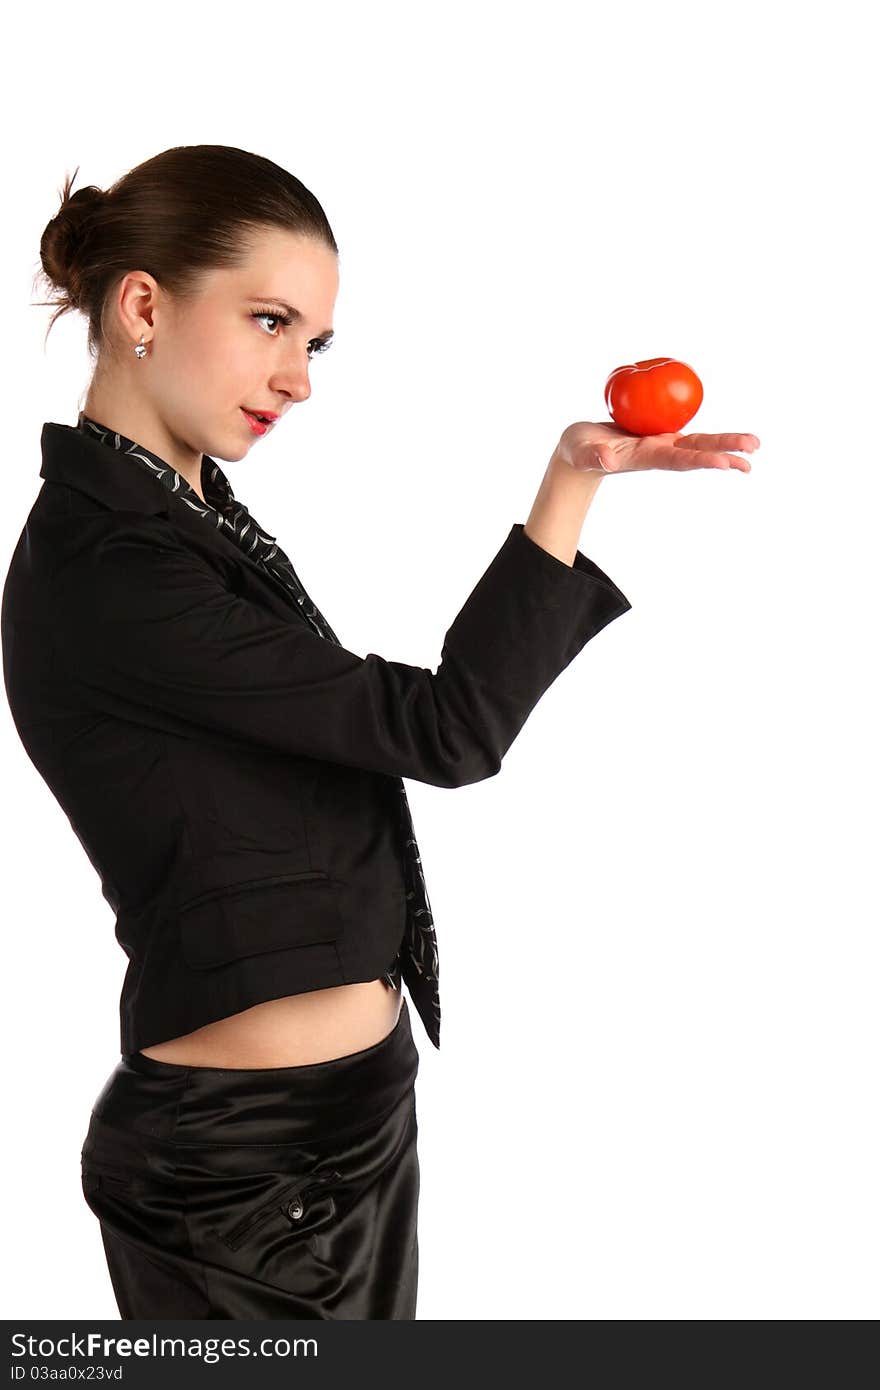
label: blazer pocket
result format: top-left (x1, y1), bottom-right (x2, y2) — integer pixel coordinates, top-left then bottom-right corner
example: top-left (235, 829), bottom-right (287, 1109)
top-left (178, 871), bottom-right (343, 969)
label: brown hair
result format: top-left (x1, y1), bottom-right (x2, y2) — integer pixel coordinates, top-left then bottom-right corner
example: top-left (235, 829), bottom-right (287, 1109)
top-left (34, 144), bottom-right (339, 359)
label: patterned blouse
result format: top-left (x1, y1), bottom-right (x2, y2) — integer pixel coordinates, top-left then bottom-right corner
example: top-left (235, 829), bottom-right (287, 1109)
top-left (74, 411), bottom-right (442, 1048)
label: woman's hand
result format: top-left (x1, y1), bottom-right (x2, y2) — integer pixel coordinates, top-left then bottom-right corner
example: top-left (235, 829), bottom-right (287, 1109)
top-left (555, 420), bottom-right (760, 474)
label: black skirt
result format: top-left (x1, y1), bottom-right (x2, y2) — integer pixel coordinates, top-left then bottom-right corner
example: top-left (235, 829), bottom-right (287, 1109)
top-left (80, 998), bottom-right (421, 1320)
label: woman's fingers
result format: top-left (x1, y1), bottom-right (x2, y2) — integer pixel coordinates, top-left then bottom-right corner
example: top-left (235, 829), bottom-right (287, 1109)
top-left (675, 432), bottom-right (760, 452)
top-left (625, 438), bottom-right (753, 472)
top-left (660, 447), bottom-right (748, 471)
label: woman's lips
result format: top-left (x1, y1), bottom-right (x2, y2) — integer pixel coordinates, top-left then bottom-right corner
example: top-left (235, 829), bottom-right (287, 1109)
top-left (241, 408), bottom-right (273, 436)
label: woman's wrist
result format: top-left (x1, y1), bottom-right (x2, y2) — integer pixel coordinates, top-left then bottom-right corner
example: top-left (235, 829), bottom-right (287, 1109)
top-left (523, 448), bottom-right (604, 567)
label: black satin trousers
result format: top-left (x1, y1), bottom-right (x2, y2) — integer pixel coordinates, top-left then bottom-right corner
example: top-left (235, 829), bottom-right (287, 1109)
top-left (80, 998), bottom-right (421, 1320)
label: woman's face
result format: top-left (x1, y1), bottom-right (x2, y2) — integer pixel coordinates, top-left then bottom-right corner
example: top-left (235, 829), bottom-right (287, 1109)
top-left (102, 226), bottom-right (339, 477)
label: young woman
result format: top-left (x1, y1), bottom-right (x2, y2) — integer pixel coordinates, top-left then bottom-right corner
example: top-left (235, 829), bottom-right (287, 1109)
top-left (1, 144), bottom-right (758, 1320)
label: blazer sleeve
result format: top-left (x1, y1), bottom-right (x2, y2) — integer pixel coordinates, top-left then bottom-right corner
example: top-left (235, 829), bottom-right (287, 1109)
top-left (52, 519), bottom-right (632, 789)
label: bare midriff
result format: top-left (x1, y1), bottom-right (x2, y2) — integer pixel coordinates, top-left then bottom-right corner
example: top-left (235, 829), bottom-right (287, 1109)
top-left (138, 979), bottom-right (404, 1069)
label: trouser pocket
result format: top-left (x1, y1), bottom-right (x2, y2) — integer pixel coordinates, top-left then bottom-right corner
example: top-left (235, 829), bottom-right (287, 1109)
top-left (220, 1167), bottom-right (345, 1252)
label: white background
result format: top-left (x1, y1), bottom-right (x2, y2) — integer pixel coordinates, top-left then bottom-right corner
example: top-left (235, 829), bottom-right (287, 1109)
top-left (1, 0), bottom-right (877, 1321)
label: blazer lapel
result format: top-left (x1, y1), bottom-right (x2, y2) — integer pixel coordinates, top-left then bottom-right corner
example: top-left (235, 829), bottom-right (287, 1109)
top-left (164, 494), bottom-right (316, 629)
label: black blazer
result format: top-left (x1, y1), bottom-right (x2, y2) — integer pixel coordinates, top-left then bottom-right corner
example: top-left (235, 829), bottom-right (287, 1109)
top-left (1, 421), bottom-right (632, 1055)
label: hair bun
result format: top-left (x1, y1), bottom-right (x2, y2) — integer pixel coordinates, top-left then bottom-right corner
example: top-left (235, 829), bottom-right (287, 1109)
top-left (39, 175), bottom-right (104, 305)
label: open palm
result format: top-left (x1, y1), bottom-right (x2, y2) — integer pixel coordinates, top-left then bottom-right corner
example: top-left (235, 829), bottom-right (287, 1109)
top-left (557, 420), bottom-right (760, 474)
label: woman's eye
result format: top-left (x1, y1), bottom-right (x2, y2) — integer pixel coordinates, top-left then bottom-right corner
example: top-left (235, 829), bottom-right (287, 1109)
top-left (251, 310), bottom-right (331, 359)
top-left (251, 310), bottom-right (290, 336)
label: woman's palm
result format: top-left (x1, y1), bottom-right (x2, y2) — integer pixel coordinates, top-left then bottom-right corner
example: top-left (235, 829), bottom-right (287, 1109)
top-left (558, 420), bottom-right (760, 474)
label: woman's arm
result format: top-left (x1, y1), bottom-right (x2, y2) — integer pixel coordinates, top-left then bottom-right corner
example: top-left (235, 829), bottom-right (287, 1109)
top-left (48, 512), bottom-right (631, 789)
top-left (527, 419), bottom-right (758, 566)
top-left (522, 408), bottom-right (756, 567)
top-left (525, 449), bottom-right (605, 568)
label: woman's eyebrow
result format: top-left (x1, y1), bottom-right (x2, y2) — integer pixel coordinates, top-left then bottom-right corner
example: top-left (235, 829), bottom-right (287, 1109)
top-left (247, 297), bottom-right (334, 339)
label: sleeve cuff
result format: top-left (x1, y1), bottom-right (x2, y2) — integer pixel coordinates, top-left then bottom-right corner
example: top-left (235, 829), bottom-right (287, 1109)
top-left (507, 522), bottom-right (633, 615)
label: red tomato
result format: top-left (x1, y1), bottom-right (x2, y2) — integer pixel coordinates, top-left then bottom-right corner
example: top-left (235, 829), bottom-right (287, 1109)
top-left (604, 357), bottom-right (703, 435)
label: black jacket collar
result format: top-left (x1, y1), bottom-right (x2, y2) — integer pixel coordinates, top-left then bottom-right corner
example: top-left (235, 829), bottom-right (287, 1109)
top-left (40, 420), bottom-right (174, 517)
top-left (38, 420), bottom-right (309, 626)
